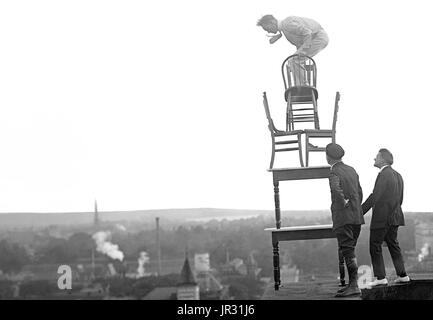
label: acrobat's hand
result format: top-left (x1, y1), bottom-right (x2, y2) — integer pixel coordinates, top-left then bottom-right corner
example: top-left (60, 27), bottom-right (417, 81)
top-left (344, 199), bottom-right (350, 207)
top-left (267, 32), bottom-right (282, 44)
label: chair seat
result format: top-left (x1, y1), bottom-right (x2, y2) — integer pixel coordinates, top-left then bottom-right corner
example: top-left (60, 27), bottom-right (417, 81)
top-left (304, 129), bottom-right (333, 136)
top-left (274, 129), bottom-right (304, 136)
top-left (308, 147), bottom-right (326, 152)
top-left (285, 86), bottom-right (318, 103)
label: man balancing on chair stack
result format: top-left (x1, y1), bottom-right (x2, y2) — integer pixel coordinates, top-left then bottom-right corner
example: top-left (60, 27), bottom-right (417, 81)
top-left (257, 14), bottom-right (329, 86)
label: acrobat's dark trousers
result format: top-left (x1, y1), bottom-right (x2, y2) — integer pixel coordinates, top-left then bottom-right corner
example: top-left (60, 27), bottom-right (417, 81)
top-left (335, 224), bottom-right (361, 260)
top-left (369, 226), bottom-right (407, 280)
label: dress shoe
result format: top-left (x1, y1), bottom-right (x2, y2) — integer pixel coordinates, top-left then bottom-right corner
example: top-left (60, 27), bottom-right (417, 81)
top-left (336, 285), bottom-right (347, 294)
top-left (335, 258), bottom-right (361, 297)
top-left (336, 284), bottom-right (361, 297)
top-left (367, 278), bottom-right (388, 288)
top-left (394, 275), bottom-right (410, 284)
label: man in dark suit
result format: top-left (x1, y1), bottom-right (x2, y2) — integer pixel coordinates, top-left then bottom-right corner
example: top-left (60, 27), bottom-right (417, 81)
top-left (362, 148), bottom-right (410, 287)
top-left (326, 143), bottom-right (364, 297)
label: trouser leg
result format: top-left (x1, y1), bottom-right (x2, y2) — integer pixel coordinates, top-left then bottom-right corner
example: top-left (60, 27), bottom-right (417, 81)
top-left (385, 226), bottom-right (407, 277)
top-left (335, 225), bottom-right (361, 297)
top-left (370, 228), bottom-right (387, 280)
top-left (338, 248), bottom-right (345, 285)
top-left (296, 30), bottom-right (329, 57)
top-left (289, 57), bottom-right (306, 86)
top-left (337, 224), bottom-right (361, 289)
top-left (292, 30), bottom-right (329, 86)
top-left (352, 224), bottom-right (361, 245)
top-left (336, 224), bottom-right (358, 260)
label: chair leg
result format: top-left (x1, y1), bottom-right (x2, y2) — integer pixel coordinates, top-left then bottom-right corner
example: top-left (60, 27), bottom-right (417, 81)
top-left (290, 95), bottom-right (294, 131)
top-left (312, 93), bottom-right (319, 130)
top-left (297, 133), bottom-right (304, 167)
top-left (305, 134), bottom-right (309, 167)
top-left (286, 95), bottom-right (293, 131)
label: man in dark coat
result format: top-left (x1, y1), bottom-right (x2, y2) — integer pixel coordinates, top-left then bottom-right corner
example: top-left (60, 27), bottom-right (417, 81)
top-left (326, 143), bottom-right (364, 297)
top-left (362, 148), bottom-right (410, 287)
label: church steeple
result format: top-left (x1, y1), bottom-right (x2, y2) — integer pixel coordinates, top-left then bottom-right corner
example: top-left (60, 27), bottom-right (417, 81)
top-left (94, 199), bottom-right (99, 227)
top-left (179, 248), bottom-right (197, 285)
top-left (177, 247), bottom-right (199, 300)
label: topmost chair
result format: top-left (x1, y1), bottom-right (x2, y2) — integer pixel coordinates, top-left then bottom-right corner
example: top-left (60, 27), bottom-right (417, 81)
top-left (282, 54), bottom-right (320, 131)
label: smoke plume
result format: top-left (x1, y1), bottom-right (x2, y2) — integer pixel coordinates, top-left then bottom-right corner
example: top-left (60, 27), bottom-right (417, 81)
top-left (137, 251), bottom-right (150, 277)
top-left (418, 243), bottom-right (430, 262)
top-left (115, 224), bottom-right (127, 232)
top-left (92, 231), bottom-right (124, 261)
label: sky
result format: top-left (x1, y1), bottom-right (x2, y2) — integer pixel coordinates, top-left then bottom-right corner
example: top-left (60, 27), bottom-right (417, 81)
top-left (0, 0), bottom-right (432, 213)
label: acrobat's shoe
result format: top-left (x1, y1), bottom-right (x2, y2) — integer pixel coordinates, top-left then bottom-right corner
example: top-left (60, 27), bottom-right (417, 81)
top-left (393, 276), bottom-right (410, 284)
top-left (367, 278), bottom-right (388, 288)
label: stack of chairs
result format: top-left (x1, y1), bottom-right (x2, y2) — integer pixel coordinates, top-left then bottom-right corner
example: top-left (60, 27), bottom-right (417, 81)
top-left (262, 54), bottom-right (341, 168)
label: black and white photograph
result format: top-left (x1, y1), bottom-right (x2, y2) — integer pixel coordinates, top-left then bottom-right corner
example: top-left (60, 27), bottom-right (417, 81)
top-left (0, 0), bottom-right (433, 312)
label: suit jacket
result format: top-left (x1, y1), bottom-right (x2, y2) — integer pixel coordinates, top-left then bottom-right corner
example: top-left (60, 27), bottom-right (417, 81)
top-left (329, 162), bottom-right (365, 230)
top-left (362, 166), bottom-right (405, 229)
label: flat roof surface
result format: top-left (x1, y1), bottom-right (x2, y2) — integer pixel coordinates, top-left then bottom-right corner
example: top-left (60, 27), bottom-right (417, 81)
top-left (262, 274), bottom-right (433, 300)
top-left (261, 278), bottom-right (361, 300)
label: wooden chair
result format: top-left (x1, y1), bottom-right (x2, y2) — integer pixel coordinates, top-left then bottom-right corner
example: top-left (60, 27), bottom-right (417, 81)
top-left (304, 92), bottom-right (340, 166)
top-left (262, 92), bottom-right (304, 168)
top-left (282, 54), bottom-right (320, 131)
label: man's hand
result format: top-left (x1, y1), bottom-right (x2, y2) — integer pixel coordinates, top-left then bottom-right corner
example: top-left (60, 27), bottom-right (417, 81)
top-left (268, 32), bottom-right (282, 44)
top-left (344, 199), bottom-right (350, 207)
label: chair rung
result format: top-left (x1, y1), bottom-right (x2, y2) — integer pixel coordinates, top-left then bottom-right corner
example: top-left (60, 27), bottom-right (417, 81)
top-left (289, 108), bottom-right (315, 111)
top-left (288, 101), bottom-right (315, 104)
top-left (306, 133), bottom-right (332, 137)
top-left (291, 115), bottom-right (315, 118)
top-left (275, 140), bottom-right (298, 145)
top-left (288, 95), bottom-right (314, 99)
top-left (308, 147), bottom-right (326, 152)
top-left (276, 147), bottom-right (299, 152)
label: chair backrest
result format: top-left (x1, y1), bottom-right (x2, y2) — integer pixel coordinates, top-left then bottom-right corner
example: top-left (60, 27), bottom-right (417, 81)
top-left (332, 92), bottom-right (340, 143)
top-left (262, 92), bottom-right (276, 133)
top-left (282, 54), bottom-right (317, 90)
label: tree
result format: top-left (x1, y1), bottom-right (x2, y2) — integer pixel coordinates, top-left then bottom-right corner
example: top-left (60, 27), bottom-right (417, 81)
top-left (38, 237), bottom-right (76, 263)
top-left (67, 232), bottom-right (95, 259)
top-left (0, 240), bottom-right (30, 274)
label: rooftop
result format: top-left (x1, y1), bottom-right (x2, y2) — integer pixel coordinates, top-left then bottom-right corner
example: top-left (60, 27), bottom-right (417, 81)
top-left (261, 277), bottom-right (361, 300)
top-left (262, 273), bottom-right (433, 300)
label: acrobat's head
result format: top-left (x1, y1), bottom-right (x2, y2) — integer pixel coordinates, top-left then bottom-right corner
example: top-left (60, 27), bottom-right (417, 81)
top-left (256, 14), bottom-right (279, 34)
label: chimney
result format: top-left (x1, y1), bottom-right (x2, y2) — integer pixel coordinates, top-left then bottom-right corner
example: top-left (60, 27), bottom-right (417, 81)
top-left (91, 248), bottom-right (95, 280)
top-left (156, 217), bottom-right (162, 276)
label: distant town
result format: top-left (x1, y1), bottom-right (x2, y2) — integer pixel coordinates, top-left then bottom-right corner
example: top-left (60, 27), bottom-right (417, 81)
top-left (0, 207), bottom-right (432, 299)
